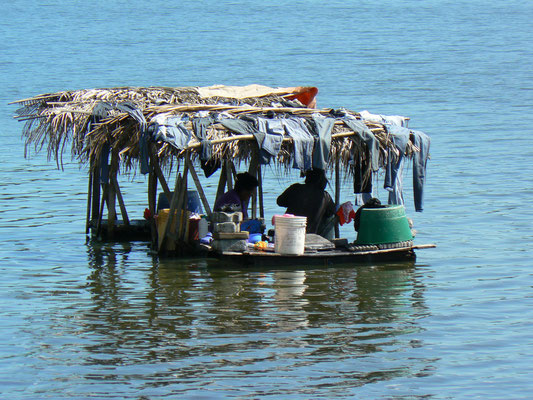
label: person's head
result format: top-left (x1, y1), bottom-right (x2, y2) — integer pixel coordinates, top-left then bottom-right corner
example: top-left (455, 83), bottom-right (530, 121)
top-left (304, 168), bottom-right (328, 190)
top-left (234, 172), bottom-right (259, 201)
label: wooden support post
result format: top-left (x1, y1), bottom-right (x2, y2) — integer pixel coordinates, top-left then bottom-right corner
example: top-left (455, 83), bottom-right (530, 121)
top-left (86, 168), bottom-right (93, 234)
top-left (225, 159), bottom-right (233, 191)
top-left (112, 175), bottom-right (129, 226)
top-left (334, 158), bottom-right (340, 239)
top-left (91, 160), bottom-right (101, 222)
top-left (188, 159), bottom-right (212, 216)
top-left (216, 161), bottom-right (227, 204)
top-left (159, 174), bottom-right (181, 251)
top-left (148, 169), bottom-right (157, 215)
top-left (258, 164), bottom-right (264, 219)
top-left (248, 152), bottom-right (259, 220)
top-left (149, 144), bottom-right (172, 203)
top-left (178, 157), bottom-right (190, 242)
top-left (107, 151), bottom-right (119, 238)
top-left (159, 153), bottom-right (190, 251)
top-left (96, 184), bottom-right (108, 238)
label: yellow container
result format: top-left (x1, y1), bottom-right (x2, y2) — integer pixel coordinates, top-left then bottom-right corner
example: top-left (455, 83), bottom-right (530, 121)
top-left (157, 208), bottom-right (177, 251)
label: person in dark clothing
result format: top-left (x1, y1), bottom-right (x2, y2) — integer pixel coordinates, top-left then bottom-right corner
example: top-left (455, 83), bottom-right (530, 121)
top-left (353, 197), bottom-right (385, 231)
top-left (214, 172), bottom-right (259, 219)
top-left (276, 169), bottom-right (336, 238)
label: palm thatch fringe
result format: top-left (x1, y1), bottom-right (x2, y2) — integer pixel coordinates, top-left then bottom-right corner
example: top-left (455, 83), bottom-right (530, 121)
top-left (12, 86), bottom-right (418, 178)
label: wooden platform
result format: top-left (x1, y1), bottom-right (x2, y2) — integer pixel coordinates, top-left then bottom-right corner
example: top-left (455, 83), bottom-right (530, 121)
top-left (214, 244), bottom-right (436, 267)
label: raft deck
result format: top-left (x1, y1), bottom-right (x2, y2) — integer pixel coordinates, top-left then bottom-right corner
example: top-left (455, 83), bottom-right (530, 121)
top-left (213, 243), bottom-right (436, 267)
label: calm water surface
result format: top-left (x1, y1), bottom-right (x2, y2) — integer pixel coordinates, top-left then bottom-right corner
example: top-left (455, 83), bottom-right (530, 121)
top-left (1, 1), bottom-right (532, 399)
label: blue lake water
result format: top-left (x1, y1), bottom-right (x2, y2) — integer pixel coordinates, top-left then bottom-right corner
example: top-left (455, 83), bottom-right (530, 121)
top-left (1, 0), bottom-right (532, 398)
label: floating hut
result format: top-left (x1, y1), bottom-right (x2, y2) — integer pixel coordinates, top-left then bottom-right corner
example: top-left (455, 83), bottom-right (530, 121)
top-left (12, 84), bottom-right (434, 264)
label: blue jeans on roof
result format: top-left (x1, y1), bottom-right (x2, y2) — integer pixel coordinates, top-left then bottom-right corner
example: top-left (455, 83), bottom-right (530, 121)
top-left (262, 118), bottom-right (284, 157)
top-left (192, 115), bottom-right (215, 160)
top-left (281, 117), bottom-right (314, 170)
top-left (150, 114), bottom-right (191, 150)
top-left (116, 102), bottom-right (149, 174)
top-left (342, 115), bottom-right (379, 172)
top-left (312, 114), bottom-right (335, 170)
top-left (220, 117), bottom-right (271, 164)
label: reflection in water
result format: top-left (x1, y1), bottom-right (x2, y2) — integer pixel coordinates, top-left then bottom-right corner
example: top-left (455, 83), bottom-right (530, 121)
top-left (82, 241), bottom-right (434, 396)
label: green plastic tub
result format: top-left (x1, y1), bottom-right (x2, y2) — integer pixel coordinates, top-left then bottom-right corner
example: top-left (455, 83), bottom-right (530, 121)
top-left (355, 205), bottom-right (413, 245)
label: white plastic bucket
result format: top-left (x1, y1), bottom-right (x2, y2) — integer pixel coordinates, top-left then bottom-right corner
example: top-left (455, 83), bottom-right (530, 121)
top-left (274, 215), bottom-right (307, 255)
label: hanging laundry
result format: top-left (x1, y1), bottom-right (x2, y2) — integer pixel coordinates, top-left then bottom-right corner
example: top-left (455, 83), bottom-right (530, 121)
top-left (411, 130), bottom-right (431, 212)
top-left (116, 102), bottom-right (149, 174)
top-left (384, 124), bottom-right (410, 206)
top-left (342, 114), bottom-right (380, 172)
top-left (312, 113), bottom-right (336, 170)
top-left (150, 113), bottom-right (191, 150)
top-left (280, 117), bottom-right (314, 171)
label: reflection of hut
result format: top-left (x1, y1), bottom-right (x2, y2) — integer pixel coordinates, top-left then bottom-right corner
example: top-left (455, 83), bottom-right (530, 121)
top-left (13, 84), bottom-right (429, 256)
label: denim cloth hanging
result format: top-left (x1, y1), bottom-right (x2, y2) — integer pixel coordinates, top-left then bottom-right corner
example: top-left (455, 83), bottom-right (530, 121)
top-left (342, 115), bottom-right (379, 172)
top-left (116, 102), bottom-right (149, 174)
top-left (312, 114), bottom-right (335, 170)
top-left (280, 117), bottom-right (314, 171)
top-left (384, 124), bottom-right (410, 206)
top-left (388, 157), bottom-right (405, 205)
top-left (220, 117), bottom-right (271, 164)
top-left (353, 148), bottom-right (372, 194)
top-left (149, 113), bottom-right (191, 150)
top-left (411, 130), bottom-right (431, 212)
top-left (261, 118), bottom-right (284, 157)
top-left (192, 115), bottom-right (215, 161)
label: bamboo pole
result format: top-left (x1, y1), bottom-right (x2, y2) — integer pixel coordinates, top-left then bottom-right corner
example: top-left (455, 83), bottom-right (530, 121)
top-left (334, 158), bottom-right (340, 239)
top-left (112, 175), bottom-right (129, 226)
top-left (216, 162), bottom-right (227, 204)
top-left (258, 164), bottom-right (264, 219)
top-left (96, 184), bottom-right (108, 238)
top-left (178, 157), bottom-right (191, 242)
top-left (159, 153), bottom-right (190, 251)
top-left (150, 156), bottom-right (172, 203)
top-left (248, 152), bottom-right (259, 220)
top-left (225, 159), bottom-right (233, 191)
top-left (158, 174), bottom-right (181, 251)
top-left (91, 160), bottom-right (101, 222)
top-left (148, 169), bottom-right (157, 215)
top-left (188, 159), bottom-right (212, 216)
top-left (86, 167), bottom-right (93, 234)
top-left (107, 179), bottom-right (117, 238)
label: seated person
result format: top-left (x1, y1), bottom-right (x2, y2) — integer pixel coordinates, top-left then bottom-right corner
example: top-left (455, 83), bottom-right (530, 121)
top-left (276, 169), bottom-right (336, 238)
top-left (214, 172), bottom-right (259, 220)
top-left (353, 197), bottom-right (384, 231)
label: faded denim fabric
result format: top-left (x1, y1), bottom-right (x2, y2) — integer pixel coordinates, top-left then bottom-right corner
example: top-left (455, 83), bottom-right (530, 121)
top-left (384, 124), bottom-right (410, 205)
top-left (150, 113), bottom-right (191, 150)
top-left (220, 117), bottom-right (270, 164)
top-left (342, 115), bottom-right (379, 172)
top-left (411, 130), bottom-right (430, 212)
top-left (116, 102), bottom-right (149, 174)
top-left (281, 117), bottom-right (314, 171)
top-left (312, 114), bottom-right (335, 170)
top-left (388, 157), bottom-right (405, 206)
top-left (262, 118), bottom-right (284, 157)
top-left (192, 115), bottom-right (215, 160)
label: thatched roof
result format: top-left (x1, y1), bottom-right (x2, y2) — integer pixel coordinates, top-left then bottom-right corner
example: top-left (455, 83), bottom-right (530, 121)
top-left (12, 85), bottom-right (419, 175)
